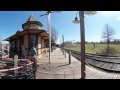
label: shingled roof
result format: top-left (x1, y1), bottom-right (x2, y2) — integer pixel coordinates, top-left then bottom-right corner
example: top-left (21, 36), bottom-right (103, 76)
top-left (22, 15), bottom-right (43, 29)
top-left (26, 15), bottom-right (36, 22)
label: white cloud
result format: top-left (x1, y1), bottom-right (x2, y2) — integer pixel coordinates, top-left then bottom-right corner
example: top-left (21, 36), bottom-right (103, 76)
top-left (99, 11), bottom-right (120, 16)
top-left (99, 11), bottom-right (120, 21)
top-left (116, 16), bottom-right (120, 21)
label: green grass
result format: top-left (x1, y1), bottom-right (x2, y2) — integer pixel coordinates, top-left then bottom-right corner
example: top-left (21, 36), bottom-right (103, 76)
top-left (65, 44), bottom-right (120, 55)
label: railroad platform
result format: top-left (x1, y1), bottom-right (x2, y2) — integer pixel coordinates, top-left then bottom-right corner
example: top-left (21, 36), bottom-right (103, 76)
top-left (36, 48), bottom-right (120, 79)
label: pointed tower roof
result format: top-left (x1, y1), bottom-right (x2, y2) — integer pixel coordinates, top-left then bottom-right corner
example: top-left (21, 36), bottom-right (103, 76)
top-left (26, 15), bottom-right (36, 22)
top-left (22, 15), bottom-right (43, 29)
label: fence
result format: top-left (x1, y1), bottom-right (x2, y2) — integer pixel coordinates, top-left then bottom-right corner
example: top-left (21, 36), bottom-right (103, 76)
top-left (61, 47), bottom-right (120, 72)
top-left (0, 55), bottom-right (35, 79)
top-left (61, 47), bottom-right (71, 65)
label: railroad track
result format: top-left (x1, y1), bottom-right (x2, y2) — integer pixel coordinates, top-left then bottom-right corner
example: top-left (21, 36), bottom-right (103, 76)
top-left (64, 49), bottom-right (120, 72)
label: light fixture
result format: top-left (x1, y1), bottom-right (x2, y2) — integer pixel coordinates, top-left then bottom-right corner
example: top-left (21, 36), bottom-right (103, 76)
top-left (73, 11), bottom-right (97, 24)
top-left (73, 17), bottom-right (80, 24)
top-left (84, 11), bottom-right (97, 15)
top-left (73, 12), bottom-right (80, 24)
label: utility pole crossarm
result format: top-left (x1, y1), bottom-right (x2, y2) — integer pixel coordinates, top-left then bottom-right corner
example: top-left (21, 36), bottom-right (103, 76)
top-left (40, 14), bottom-right (48, 17)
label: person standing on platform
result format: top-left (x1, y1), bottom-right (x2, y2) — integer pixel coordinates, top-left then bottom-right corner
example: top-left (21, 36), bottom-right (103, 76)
top-left (21, 45), bottom-right (26, 59)
top-left (30, 44), bottom-right (38, 71)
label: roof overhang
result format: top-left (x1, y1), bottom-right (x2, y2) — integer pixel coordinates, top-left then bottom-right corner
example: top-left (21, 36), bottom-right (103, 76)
top-left (3, 29), bottom-right (49, 41)
top-left (22, 21), bottom-right (43, 29)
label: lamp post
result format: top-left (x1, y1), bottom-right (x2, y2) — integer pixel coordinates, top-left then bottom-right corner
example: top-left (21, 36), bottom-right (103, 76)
top-left (73, 11), bottom-right (97, 79)
top-left (40, 11), bottom-right (51, 68)
top-left (40, 11), bottom-right (52, 68)
top-left (48, 11), bottom-right (51, 63)
top-left (40, 11), bottom-right (61, 68)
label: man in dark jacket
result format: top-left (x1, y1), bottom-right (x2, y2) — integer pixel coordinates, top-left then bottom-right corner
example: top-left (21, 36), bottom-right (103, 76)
top-left (30, 44), bottom-right (38, 71)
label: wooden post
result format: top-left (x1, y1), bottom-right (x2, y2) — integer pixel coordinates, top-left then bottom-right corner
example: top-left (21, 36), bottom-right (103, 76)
top-left (69, 50), bottom-right (71, 64)
top-left (80, 11), bottom-right (85, 79)
top-left (2, 45), bottom-right (4, 53)
top-left (63, 48), bottom-right (65, 55)
top-left (2, 45), bottom-right (4, 60)
top-left (61, 48), bottom-right (63, 55)
top-left (65, 50), bottom-right (66, 58)
top-left (14, 55), bottom-right (18, 76)
top-left (62, 48), bottom-right (63, 53)
top-left (7, 46), bottom-right (9, 58)
top-left (62, 35), bottom-right (64, 55)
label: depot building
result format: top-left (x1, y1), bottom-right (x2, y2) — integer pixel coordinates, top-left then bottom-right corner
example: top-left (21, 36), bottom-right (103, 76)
top-left (4, 15), bottom-right (55, 59)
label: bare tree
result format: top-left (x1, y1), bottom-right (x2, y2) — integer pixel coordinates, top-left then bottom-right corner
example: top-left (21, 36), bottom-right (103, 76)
top-left (102, 24), bottom-right (115, 53)
top-left (47, 26), bottom-right (58, 43)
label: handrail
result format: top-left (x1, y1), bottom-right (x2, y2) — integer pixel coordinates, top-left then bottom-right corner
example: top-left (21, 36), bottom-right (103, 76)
top-left (0, 61), bottom-right (34, 73)
top-left (64, 48), bottom-right (120, 59)
top-left (63, 48), bottom-right (120, 72)
top-left (0, 57), bottom-right (31, 61)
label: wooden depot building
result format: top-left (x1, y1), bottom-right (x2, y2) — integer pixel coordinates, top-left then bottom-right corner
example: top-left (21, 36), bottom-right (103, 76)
top-left (4, 15), bottom-right (50, 59)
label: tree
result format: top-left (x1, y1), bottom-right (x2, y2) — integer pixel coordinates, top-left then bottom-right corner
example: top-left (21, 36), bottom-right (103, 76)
top-left (51, 26), bottom-right (58, 42)
top-left (102, 24), bottom-right (115, 54)
top-left (75, 41), bottom-right (80, 44)
top-left (112, 39), bottom-right (120, 44)
top-left (47, 26), bottom-right (58, 43)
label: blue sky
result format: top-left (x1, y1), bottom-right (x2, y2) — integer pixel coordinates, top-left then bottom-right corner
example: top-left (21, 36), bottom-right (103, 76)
top-left (0, 11), bottom-right (120, 44)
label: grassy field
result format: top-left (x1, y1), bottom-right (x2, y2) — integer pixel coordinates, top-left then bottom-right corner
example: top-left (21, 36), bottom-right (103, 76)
top-left (65, 44), bottom-right (120, 55)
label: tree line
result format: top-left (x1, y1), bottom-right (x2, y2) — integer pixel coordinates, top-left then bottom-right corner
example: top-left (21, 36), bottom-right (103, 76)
top-left (63, 39), bottom-right (120, 45)
top-left (63, 23), bottom-right (120, 45)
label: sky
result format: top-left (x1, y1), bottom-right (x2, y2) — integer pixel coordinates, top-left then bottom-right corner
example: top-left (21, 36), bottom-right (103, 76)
top-left (0, 11), bottom-right (120, 44)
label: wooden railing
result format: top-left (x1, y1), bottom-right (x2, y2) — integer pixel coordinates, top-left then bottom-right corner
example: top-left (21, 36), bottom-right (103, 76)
top-left (61, 48), bottom-right (120, 72)
top-left (0, 55), bottom-right (36, 79)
